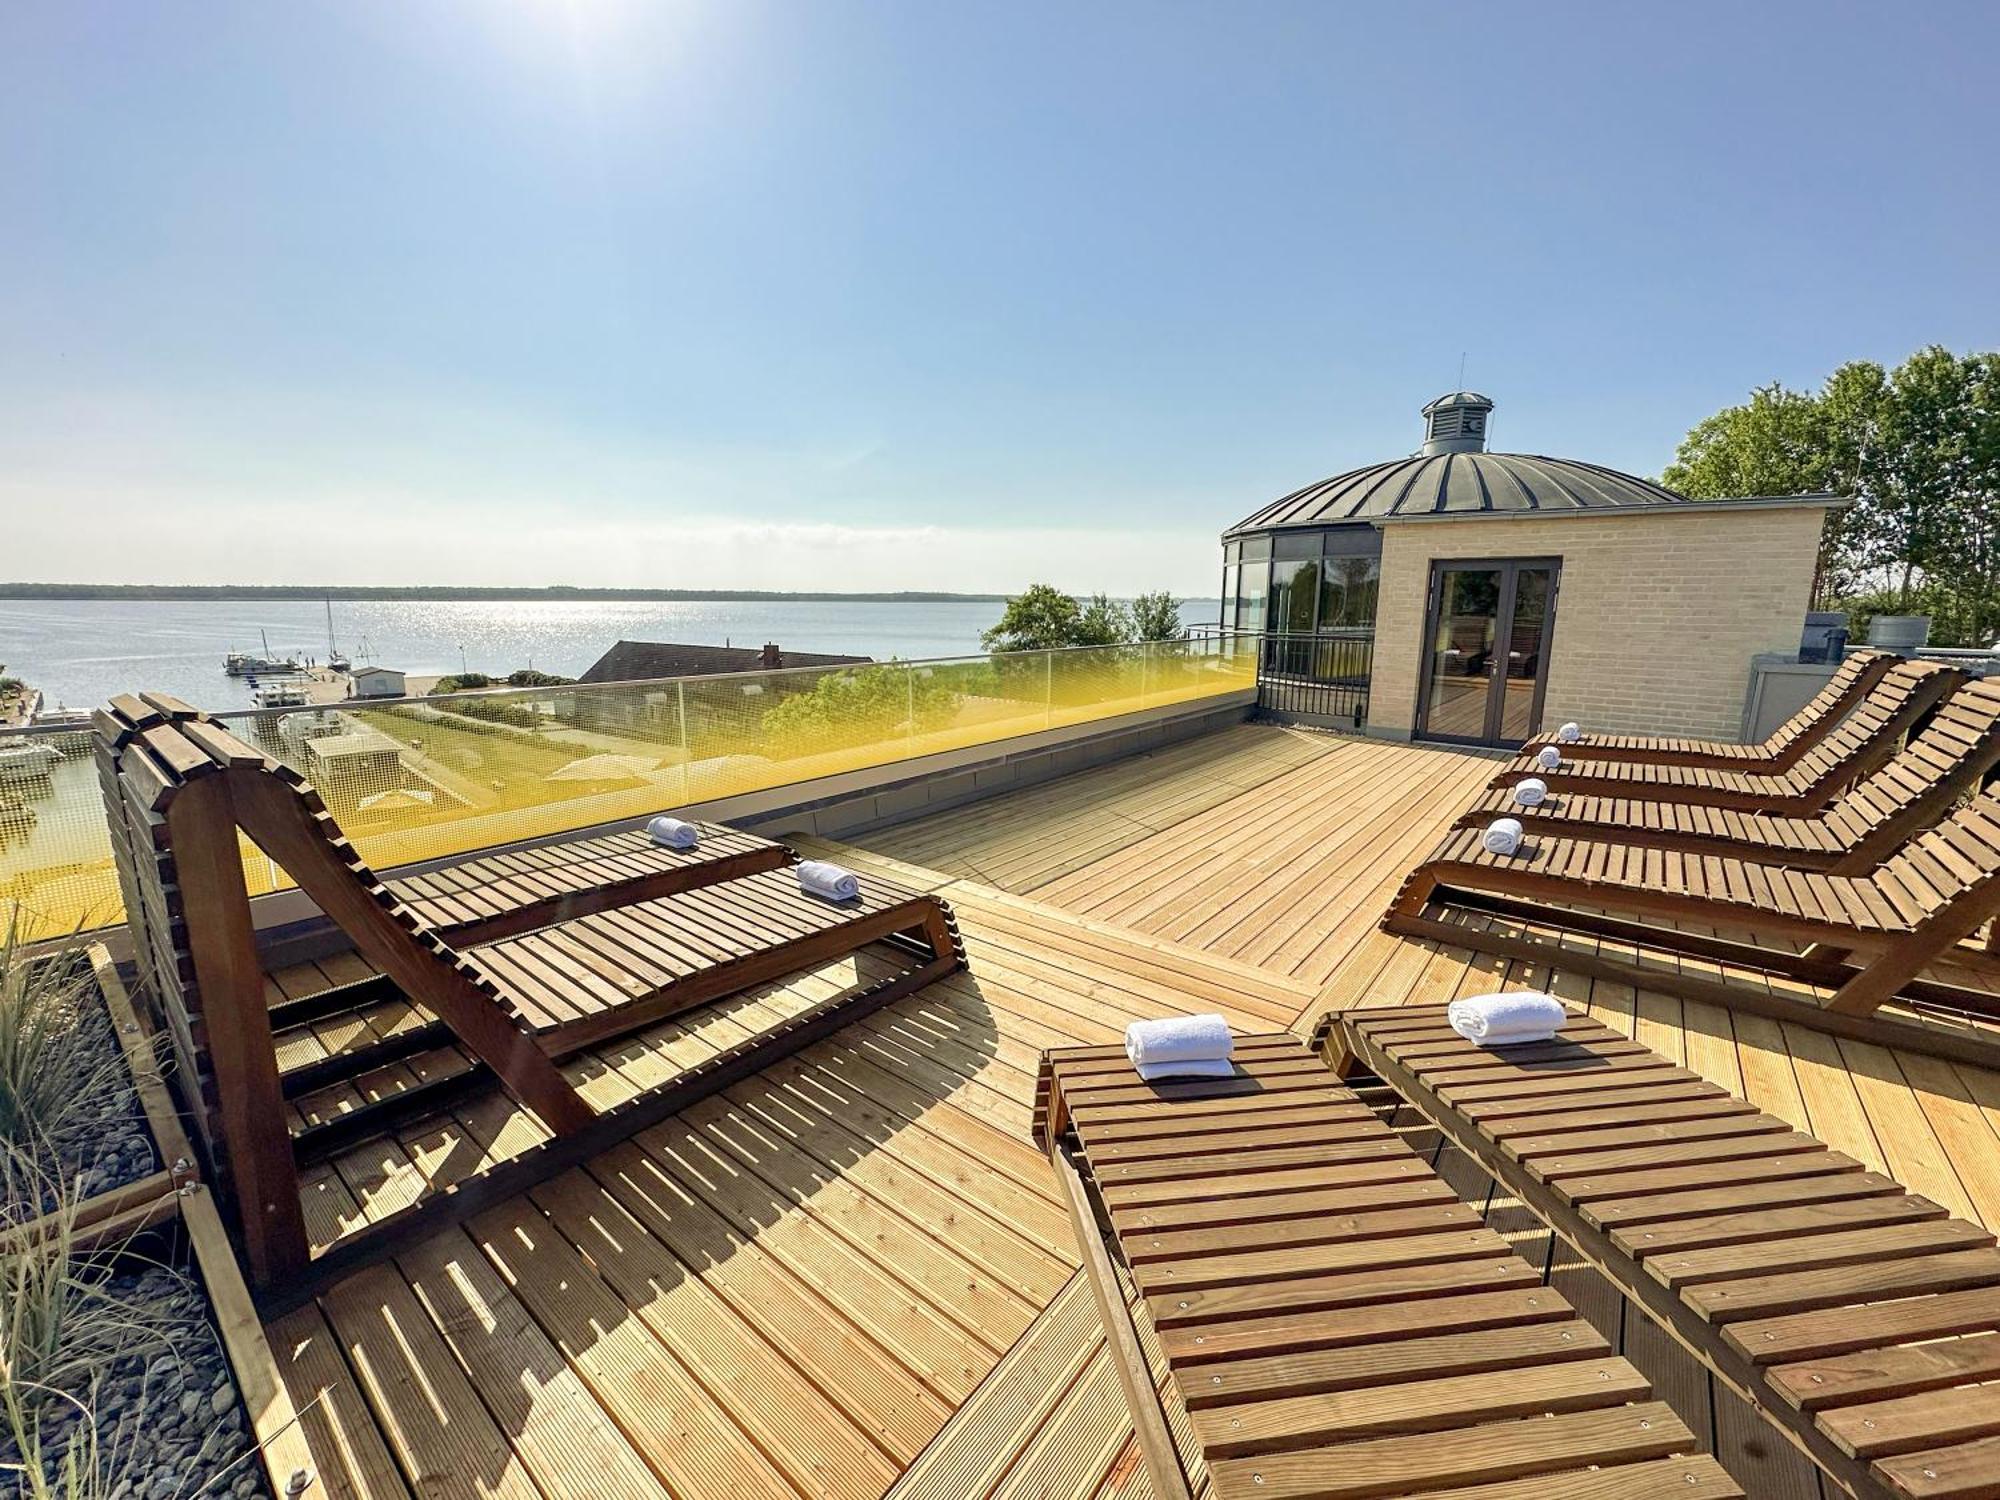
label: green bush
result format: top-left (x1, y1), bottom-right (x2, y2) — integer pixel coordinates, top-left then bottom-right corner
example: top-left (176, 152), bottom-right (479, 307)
top-left (429, 672), bottom-right (495, 694)
top-left (430, 695), bottom-right (542, 729)
top-left (760, 664), bottom-right (962, 752)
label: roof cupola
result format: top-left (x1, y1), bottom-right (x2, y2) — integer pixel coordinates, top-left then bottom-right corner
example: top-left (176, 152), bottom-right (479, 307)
top-left (1418, 391), bottom-right (1495, 456)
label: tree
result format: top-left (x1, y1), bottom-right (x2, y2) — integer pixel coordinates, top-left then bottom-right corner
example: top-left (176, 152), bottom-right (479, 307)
top-left (1074, 594), bottom-right (1132, 647)
top-left (1664, 345), bottom-right (2000, 644)
top-left (1130, 591), bottom-right (1181, 642)
top-left (982, 584), bottom-right (1187, 652)
top-left (981, 585), bottom-right (1086, 652)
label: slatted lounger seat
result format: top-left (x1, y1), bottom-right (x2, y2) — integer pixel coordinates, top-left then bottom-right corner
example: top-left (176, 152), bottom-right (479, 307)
top-left (1518, 649), bottom-right (1895, 769)
top-left (384, 822), bottom-right (793, 942)
top-left (1319, 1004), bottom-right (2000, 1500)
top-left (1033, 1034), bottom-right (1742, 1500)
top-left (1386, 794), bottom-right (2000, 1064)
top-left (1490, 658), bottom-right (1964, 814)
top-left (94, 691), bottom-right (965, 1292)
top-left (459, 863), bottom-right (957, 1053)
top-left (1458, 676), bottom-right (2000, 875)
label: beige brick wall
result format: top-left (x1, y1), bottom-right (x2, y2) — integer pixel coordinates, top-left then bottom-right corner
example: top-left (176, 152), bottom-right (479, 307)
top-left (1366, 505), bottom-right (1827, 742)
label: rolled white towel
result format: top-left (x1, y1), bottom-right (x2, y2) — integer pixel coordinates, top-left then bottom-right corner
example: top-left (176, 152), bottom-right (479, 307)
top-left (1512, 777), bottom-right (1548, 808)
top-left (1125, 1013), bottom-right (1233, 1071)
top-left (798, 859), bottom-right (860, 901)
top-left (1136, 1057), bottom-right (1235, 1082)
top-left (1535, 744), bottom-right (1563, 771)
top-left (1448, 991), bottom-right (1569, 1047)
top-left (1556, 722), bottom-right (1582, 743)
top-left (646, 816), bottom-right (701, 850)
top-left (1481, 817), bottom-right (1523, 856)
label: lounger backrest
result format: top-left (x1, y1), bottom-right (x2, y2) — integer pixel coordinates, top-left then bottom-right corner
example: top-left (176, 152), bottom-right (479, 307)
top-left (1786, 658), bottom-right (1960, 789)
top-left (93, 694), bottom-right (221, 1165)
top-left (1757, 648), bottom-right (1890, 756)
top-left (94, 695), bottom-right (494, 1185)
top-left (1823, 676), bottom-right (2000, 847)
top-left (1870, 788), bottom-right (2000, 917)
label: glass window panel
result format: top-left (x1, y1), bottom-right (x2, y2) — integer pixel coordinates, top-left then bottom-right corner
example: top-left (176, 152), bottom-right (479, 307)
top-left (1240, 533), bottom-right (1273, 562)
top-left (1220, 565), bottom-right (1238, 629)
top-left (1424, 567), bottom-right (1501, 740)
top-left (1272, 530), bottom-right (1323, 560)
top-left (1235, 561), bottom-right (1269, 632)
top-left (1498, 567), bottom-right (1553, 742)
top-left (1223, 540), bottom-right (1242, 565)
top-left (1270, 559), bottom-right (1320, 634)
top-left (1323, 526), bottom-right (1385, 558)
top-left (1318, 556), bottom-right (1381, 630)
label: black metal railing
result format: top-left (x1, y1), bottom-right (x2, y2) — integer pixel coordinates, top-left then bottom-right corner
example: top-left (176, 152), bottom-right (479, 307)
top-left (1256, 629), bottom-right (1374, 725)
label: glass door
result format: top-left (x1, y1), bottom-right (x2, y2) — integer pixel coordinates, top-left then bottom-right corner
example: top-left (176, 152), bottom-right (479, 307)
top-left (1416, 558), bottom-right (1559, 747)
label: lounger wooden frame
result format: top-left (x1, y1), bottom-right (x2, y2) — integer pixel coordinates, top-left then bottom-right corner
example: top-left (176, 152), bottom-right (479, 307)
top-left (1034, 1035), bottom-right (1741, 1500)
top-left (1492, 658), bottom-right (1965, 814)
top-left (1519, 649), bottom-right (1896, 770)
top-left (1386, 793), bottom-right (2000, 1068)
top-left (1460, 675), bottom-right (2000, 875)
top-left (96, 693), bottom-right (964, 1294)
top-left (1317, 1003), bottom-right (2000, 1500)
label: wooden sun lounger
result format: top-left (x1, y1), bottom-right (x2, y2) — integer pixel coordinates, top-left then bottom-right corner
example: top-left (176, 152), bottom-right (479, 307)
top-left (1519, 649), bottom-right (1895, 769)
top-left (1491, 658), bottom-right (1964, 814)
top-left (1033, 1034), bottom-right (1741, 1500)
top-left (96, 692), bottom-right (963, 1293)
top-left (1386, 793), bottom-right (2000, 1065)
top-left (1319, 1003), bottom-right (2000, 1500)
top-left (1458, 675), bottom-right (2000, 874)
top-left (384, 822), bottom-right (793, 943)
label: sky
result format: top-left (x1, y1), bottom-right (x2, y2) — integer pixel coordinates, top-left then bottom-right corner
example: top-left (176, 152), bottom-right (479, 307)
top-left (2, 2), bottom-right (1996, 596)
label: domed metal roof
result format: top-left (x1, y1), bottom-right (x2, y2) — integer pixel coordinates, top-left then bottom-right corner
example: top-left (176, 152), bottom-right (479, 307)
top-left (1225, 450), bottom-right (1694, 537)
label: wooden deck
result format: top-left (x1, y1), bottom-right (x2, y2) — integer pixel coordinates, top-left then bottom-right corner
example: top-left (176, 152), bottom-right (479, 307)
top-left (262, 723), bottom-right (2000, 1499)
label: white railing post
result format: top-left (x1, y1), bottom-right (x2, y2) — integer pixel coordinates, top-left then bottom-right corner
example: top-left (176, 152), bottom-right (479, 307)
top-left (1140, 641), bottom-right (1152, 705)
top-left (1044, 650), bottom-right (1054, 729)
top-left (906, 664), bottom-right (917, 753)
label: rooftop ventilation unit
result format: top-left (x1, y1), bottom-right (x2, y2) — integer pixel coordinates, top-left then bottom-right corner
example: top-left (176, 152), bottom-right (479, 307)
top-left (1419, 391), bottom-right (1495, 456)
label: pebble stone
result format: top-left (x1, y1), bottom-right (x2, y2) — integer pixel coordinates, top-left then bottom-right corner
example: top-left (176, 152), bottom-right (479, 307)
top-left (1, 981), bottom-right (270, 1496)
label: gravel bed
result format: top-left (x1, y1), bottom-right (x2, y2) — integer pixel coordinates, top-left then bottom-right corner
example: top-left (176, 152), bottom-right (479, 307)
top-left (0, 1265), bottom-right (268, 1497)
top-left (1, 971), bottom-right (272, 1497)
top-left (62, 988), bottom-right (162, 1199)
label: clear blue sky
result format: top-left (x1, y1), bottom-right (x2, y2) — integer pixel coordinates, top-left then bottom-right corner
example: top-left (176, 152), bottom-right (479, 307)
top-left (3, 2), bottom-right (1994, 594)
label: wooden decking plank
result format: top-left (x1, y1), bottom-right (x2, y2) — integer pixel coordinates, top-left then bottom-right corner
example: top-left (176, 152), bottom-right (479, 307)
top-left (265, 1303), bottom-right (413, 1500)
top-left (395, 1229), bottom-right (670, 1499)
top-left (524, 1169), bottom-right (902, 1495)
top-left (317, 1263), bottom-right (543, 1500)
top-left (468, 1196), bottom-right (801, 1498)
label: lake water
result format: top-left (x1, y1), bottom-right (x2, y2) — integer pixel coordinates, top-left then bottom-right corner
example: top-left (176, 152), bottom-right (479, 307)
top-left (1, 596), bottom-right (1225, 713)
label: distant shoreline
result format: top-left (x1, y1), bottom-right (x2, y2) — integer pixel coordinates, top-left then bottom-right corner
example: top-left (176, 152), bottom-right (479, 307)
top-left (0, 584), bottom-right (1013, 603)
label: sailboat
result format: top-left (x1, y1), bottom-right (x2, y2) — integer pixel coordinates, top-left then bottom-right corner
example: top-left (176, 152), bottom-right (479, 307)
top-left (325, 600), bottom-right (352, 673)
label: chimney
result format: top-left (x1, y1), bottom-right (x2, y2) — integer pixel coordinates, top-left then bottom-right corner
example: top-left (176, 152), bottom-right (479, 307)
top-left (760, 643), bottom-right (783, 670)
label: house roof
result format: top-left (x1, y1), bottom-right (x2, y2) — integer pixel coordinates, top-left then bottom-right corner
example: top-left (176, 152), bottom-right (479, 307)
top-left (1224, 451), bottom-right (1840, 536)
top-left (576, 640), bottom-right (873, 685)
top-left (349, 665), bottom-right (404, 678)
